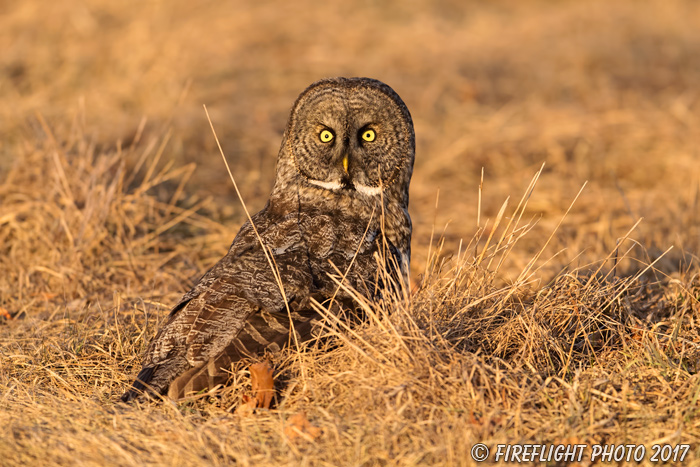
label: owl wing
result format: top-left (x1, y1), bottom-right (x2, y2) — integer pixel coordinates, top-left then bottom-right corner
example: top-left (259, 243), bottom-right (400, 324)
top-left (121, 213), bottom-right (320, 401)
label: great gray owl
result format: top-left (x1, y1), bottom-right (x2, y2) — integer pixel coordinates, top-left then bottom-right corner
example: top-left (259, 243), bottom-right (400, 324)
top-left (122, 77), bottom-right (415, 401)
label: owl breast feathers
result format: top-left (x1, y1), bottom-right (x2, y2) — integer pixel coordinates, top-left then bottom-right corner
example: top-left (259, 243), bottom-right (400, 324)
top-left (122, 77), bottom-right (415, 401)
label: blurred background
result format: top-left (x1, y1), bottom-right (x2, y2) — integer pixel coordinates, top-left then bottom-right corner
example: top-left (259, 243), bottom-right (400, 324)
top-left (2, 0), bottom-right (699, 277)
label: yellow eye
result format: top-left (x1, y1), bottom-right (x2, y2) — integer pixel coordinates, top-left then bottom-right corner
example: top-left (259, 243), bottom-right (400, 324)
top-left (319, 130), bottom-right (334, 143)
top-left (361, 129), bottom-right (376, 142)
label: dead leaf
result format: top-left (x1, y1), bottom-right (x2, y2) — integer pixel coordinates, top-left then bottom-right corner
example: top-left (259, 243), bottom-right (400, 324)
top-left (284, 412), bottom-right (322, 442)
top-left (234, 361), bottom-right (275, 416)
top-left (250, 361), bottom-right (275, 409)
top-left (234, 394), bottom-right (258, 417)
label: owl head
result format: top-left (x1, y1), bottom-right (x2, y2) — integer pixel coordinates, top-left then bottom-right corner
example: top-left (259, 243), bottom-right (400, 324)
top-left (272, 77), bottom-right (415, 205)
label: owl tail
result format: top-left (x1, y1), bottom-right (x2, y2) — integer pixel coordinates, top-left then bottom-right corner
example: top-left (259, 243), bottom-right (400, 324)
top-left (121, 355), bottom-right (190, 402)
top-left (120, 365), bottom-right (157, 402)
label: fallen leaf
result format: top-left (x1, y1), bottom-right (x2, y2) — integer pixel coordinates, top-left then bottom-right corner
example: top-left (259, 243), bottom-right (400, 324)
top-left (234, 361), bottom-right (275, 417)
top-left (250, 361), bottom-right (275, 409)
top-left (284, 412), bottom-right (322, 442)
top-left (234, 394), bottom-right (258, 417)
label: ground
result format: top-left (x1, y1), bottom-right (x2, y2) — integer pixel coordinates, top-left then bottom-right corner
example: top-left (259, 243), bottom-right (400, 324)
top-left (1, 0), bottom-right (700, 465)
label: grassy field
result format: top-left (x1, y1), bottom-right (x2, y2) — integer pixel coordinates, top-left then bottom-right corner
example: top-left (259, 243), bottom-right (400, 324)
top-left (1, 0), bottom-right (700, 465)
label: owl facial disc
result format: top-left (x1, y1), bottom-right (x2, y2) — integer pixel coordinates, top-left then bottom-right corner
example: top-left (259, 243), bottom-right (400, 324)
top-left (286, 78), bottom-right (414, 199)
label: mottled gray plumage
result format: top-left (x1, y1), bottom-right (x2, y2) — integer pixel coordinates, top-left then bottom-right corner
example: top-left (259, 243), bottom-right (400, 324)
top-left (122, 77), bottom-right (415, 401)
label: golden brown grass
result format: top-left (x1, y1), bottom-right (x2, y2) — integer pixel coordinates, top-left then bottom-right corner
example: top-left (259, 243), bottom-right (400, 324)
top-left (2, 0), bottom-right (700, 465)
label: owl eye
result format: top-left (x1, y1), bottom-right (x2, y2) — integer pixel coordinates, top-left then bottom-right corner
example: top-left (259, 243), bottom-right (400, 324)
top-left (319, 130), bottom-right (334, 143)
top-left (361, 129), bottom-right (376, 142)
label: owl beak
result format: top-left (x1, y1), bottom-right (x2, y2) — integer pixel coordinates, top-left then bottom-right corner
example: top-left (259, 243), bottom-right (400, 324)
top-left (342, 155), bottom-right (349, 174)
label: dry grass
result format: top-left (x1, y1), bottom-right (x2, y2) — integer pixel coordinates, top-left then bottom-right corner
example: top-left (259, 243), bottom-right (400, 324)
top-left (2, 0), bottom-right (700, 465)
